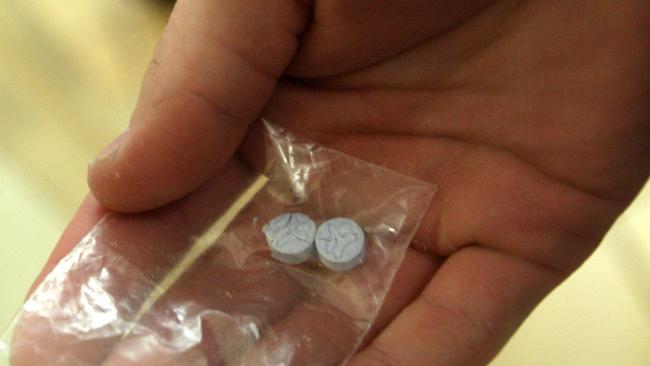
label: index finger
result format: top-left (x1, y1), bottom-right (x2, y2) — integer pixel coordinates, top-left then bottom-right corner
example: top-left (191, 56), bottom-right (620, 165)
top-left (88, 0), bottom-right (310, 212)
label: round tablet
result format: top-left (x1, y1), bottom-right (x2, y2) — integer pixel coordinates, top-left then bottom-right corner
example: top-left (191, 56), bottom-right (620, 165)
top-left (263, 213), bottom-right (316, 264)
top-left (315, 218), bottom-right (365, 272)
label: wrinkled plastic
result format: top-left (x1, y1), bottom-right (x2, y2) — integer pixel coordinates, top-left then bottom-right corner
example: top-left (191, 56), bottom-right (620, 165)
top-left (1, 122), bottom-right (436, 366)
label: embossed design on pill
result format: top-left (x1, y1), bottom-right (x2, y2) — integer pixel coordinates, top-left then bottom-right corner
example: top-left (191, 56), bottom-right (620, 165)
top-left (315, 217), bottom-right (365, 271)
top-left (263, 213), bottom-right (316, 264)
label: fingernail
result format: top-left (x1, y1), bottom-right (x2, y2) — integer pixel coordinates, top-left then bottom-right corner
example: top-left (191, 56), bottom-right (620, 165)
top-left (95, 130), bottom-right (128, 162)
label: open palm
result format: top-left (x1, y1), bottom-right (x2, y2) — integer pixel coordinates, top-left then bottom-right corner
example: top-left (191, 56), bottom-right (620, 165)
top-left (12, 0), bottom-right (649, 365)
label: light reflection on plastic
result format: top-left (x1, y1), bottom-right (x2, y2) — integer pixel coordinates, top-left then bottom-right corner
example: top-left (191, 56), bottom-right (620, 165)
top-left (247, 322), bottom-right (260, 340)
top-left (76, 276), bottom-right (119, 329)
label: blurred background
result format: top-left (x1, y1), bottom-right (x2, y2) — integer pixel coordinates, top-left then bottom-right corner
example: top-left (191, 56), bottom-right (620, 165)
top-left (0, 0), bottom-right (648, 364)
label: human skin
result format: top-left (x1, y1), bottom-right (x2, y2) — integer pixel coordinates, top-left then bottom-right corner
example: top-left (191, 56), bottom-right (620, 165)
top-left (11, 0), bottom-right (650, 365)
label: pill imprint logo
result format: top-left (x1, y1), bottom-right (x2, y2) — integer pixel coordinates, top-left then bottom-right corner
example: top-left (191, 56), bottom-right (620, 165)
top-left (317, 220), bottom-right (364, 260)
top-left (264, 213), bottom-right (314, 249)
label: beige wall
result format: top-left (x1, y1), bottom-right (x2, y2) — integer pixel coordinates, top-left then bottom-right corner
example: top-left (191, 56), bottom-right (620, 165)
top-left (1, 1), bottom-right (648, 364)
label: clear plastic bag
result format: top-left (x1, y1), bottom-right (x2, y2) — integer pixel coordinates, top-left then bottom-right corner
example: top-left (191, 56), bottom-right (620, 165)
top-left (1, 121), bottom-right (436, 366)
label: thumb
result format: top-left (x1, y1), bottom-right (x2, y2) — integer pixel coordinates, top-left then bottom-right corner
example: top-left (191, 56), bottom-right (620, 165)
top-left (89, 0), bottom-right (309, 212)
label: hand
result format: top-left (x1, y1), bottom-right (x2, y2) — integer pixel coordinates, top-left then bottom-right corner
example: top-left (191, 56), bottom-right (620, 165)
top-left (11, 0), bottom-right (650, 365)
